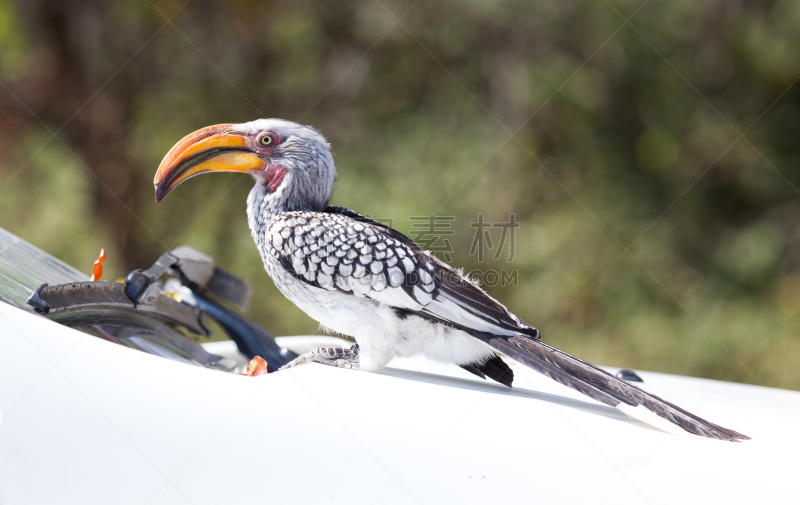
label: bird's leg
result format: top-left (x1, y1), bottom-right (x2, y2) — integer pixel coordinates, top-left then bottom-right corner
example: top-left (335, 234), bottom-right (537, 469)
top-left (278, 344), bottom-right (360, 371)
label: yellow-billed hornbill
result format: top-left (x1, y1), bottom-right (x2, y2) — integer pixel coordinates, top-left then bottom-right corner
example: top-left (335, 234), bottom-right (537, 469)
top-left (154, 119), bottom-right (748, 441)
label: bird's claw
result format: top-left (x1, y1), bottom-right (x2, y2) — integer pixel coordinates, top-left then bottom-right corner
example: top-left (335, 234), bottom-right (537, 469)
top-left (278, 344), bottom-right (360, 371)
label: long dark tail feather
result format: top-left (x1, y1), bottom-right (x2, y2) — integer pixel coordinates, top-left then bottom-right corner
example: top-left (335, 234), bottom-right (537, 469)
top-left (473, 332), bottom-right (749, 442)
top-left (460, 355), bottom-right (514, 387)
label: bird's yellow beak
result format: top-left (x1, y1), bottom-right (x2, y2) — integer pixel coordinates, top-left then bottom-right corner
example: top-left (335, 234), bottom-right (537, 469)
top-left (153, 124), bottom-right (266, 203)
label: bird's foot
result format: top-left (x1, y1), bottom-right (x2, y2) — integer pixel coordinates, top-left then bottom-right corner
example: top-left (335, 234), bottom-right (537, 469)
top-left (278, 344), bottom-right (360, 371)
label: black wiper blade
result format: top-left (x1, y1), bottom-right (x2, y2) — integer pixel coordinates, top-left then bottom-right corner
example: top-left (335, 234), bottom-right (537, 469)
top-left (27, 281), bottom-right (209, 337)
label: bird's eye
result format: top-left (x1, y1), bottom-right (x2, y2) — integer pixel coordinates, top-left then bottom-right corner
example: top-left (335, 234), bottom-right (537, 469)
top-left (258, 133), bottom-right (276, 147)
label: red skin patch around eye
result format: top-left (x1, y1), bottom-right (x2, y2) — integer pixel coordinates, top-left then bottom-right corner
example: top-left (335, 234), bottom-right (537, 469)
top-left (255, 131), bottom-right (283, 154)
top-left (266, 164), bottom-right (287, 192)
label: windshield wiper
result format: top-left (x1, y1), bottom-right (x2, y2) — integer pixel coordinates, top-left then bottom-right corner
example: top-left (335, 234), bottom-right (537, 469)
top-left (27, 245), bottom-right (297, 372)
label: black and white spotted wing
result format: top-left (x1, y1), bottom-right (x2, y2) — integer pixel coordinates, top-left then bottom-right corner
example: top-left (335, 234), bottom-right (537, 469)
top-left (263, 207), bottom-right (541, 339)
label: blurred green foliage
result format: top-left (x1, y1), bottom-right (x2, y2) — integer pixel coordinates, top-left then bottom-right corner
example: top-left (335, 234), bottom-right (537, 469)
top-left (1, 0), bottom-right (799, 390)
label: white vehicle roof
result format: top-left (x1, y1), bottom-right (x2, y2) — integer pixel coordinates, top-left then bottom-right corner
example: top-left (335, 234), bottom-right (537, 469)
top-left (1, 301), bottom-right (797, 504)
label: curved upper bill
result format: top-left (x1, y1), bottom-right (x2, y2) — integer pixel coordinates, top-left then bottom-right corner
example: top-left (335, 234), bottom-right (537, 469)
top-left (153, 124), bottom-right (265, 203)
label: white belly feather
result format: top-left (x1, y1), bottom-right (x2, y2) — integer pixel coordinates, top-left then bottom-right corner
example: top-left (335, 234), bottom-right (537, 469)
top-left (264, 256), bottom-right (494, 372)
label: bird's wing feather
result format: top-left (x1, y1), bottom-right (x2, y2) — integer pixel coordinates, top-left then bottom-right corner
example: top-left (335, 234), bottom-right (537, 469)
top-left (263, 207), bottom-right (540, 338)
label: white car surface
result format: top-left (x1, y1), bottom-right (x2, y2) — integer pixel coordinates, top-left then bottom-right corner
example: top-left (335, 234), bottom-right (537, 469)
top-left (1, 301), bottom-right (798, 504)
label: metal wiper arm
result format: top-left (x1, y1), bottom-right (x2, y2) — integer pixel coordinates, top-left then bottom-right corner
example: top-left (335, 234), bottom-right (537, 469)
top-left (124, 246), bottom-right (250, 311)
